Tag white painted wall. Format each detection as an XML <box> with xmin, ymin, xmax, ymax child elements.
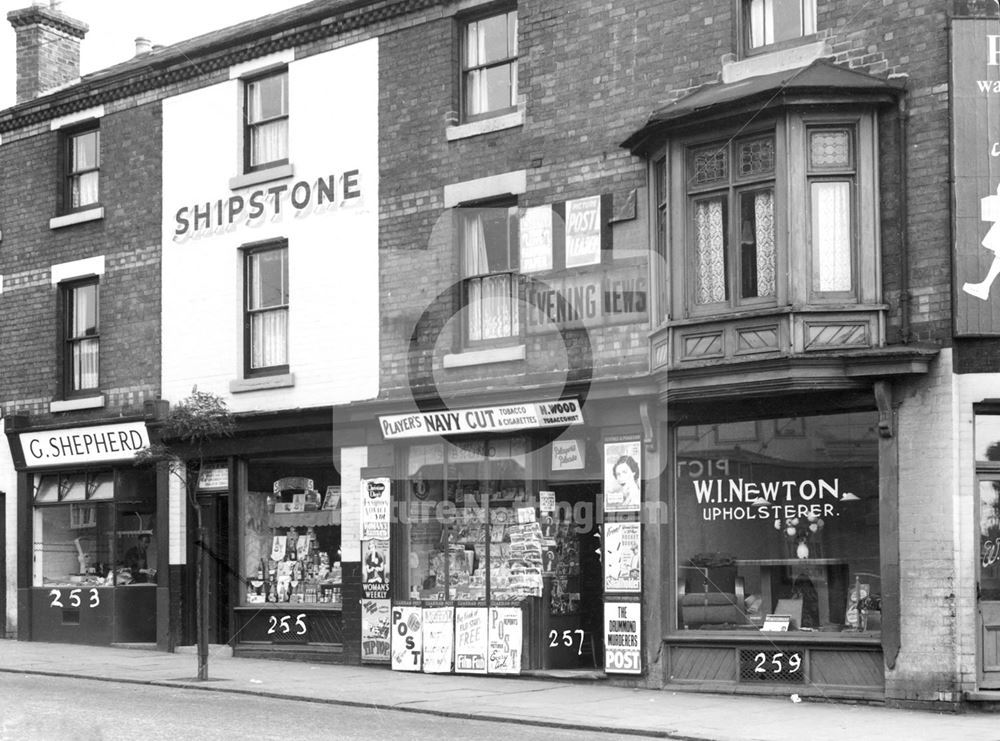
<box><xmin>0</xmin><ymin>411</ymin><xmax>16</xmax><ymax>637</ymax></box>
<box><xmin>160</xmin><ymin>38</ymin><xmax>379</xmax><ymax>412</ymax></box>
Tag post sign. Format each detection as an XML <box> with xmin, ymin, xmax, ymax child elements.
<box><xmin>391</xmin><ymin>604</ymin><xmax>423</xmax><ymax>671</ymax></box>
<box><xmin>487</xmin><ymin>606</ymin><xmax>523</xmax><ymax>674</ymax></box>
<box><xmin>952</xmin><ymin>19</ymin><xmax>1000</xmax><ymax>333</ymax></box>
<box><xmin>604</xmin><ymin>600</ymin><xmax>642</xmax><ymax>674</ymax></box>
<box><xmin>565</xmin><ymin>195</ymin><xmax>602</xmax><ymax>267</ymax></box>
<box><xmin>20</xmin><ymin>422</ymin><xmax>150</xmax><ymax>468</ymax></box>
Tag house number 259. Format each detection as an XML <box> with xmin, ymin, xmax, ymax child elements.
<box><xmin>754</xmin><ymin>651</ymin><xmax>802</xmax><ymax>674</ymax></box>
<box><xmin>49</xmin><ymin>588</ymin><xmax>100</xmax><ymax>608</ymax></box>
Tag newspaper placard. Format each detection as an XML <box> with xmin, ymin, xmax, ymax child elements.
<box><xmin>361</xmin><ymin>599</ymin><xmax>391</xmax><ymax>663</ymax></box>
<box><xmin>604</xmin><ymin>600</ymin><xmax>642</xmax><ymax>674</ymax></box>
<box><xmin>455</xmin><ymin>606</ymin><xmax>489</xmax><ymax>674</ymax></box>
<box><xmin>422</xmin><ymin>606</ymin><xmax>455</xmax><ymax>674</ymax></box>
<box><xmin>520</xmin><ymin>204</ymin><xmax>553</xmax><ymax>272</ymax></box>
<box><xmin>603</xmin><ymin>521</ymin><xmax>641</xmax><ymax>593</ymax></box>
<box><xmin>487</xmin><ymin>606</ymin><xmax>523</xmax><ymax>675</ymax></box>
<box><xmin>391</xmin><ymin>604</ymin><xmax>423</xmax><ymax>671</ymax></box>
<box><xmin>565</xmin><ymin>195</ymin><xmax>602</xmax><ymax>267</ymax></box>
<box><xmin>361</xmin><ymin>477</ymin><xmax>391</xmax><ymax>541</ymax></box>
<box><xmin>362</xmin><ymin>538</ymin><xmax>390</xmax><ymax>600</ymax></box>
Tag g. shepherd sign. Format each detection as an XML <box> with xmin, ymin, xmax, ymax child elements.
<box><xmin>20</xmin><ymin>421</ymin><xmax>150</xmax><ymax>468</ymax></box>
<box><xmin>379</xmin><ymin>399</ymin><xmax>583</xmax><ymax>439</ymax></box>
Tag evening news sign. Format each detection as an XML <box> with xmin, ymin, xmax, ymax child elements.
<box><xmin>379</xmin><ymin>400</ymin><xmax>583</xmax><ymax>439</ymax></box>
<box><xmin>20</xmin><ymin>421</ymin><xmax>150</xmax><ymax>468</ymax></box>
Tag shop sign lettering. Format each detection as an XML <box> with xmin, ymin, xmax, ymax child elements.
<box><xmin>983</xmin><ymin>537</ymin><xmax>1000</xmax><ymax>568</ymax></box>
<box><xmin>689</xmin><ymin>476</ymin><xmax>858</xmax><ymax>522</ymax></box>
<box><xmin>551</xmin><ymin>440</ymin><xmax>585</xmax><ymax>471</ymax></box>
<box><xmin>378</xmin><ymin>399</ymin><xmax>583</xmax><ymax>439</ymax></box>
<box><xmin>21</xmin><ymin>422</ymin><xmax>150</xmax><ymax>468</ymax></box>
<box><xmin>49</xmin><ymin>588</ymin><xmax>100</xmax><ymax>609</ymax></box>
<box><xmin>526</xmin><ymin>270</ymin><xmax>647</xmax><ymax>332</ymax></box>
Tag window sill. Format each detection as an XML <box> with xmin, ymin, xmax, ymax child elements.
<box><xmin>229</xmin><ymin>373</ymin><xmax>295</xmax><ymax>393</ymax></box>
<box><xmin>229</xmin><ymin>163</ymin><xmax>295</xmax><ymax>191</ymax></box>
<box><xmin>722</xmin><ymin>39</ymin><xmax>830</xmax><ymax>84</ymax></box>
<box><xmin>49</xmin><ymin>207</ymin><xmax>104</xmax><ymax>230</ymax></box>
<box><xmin>446</xmin><ymin>109</ymin><xmax>524</xmax><ymax>141</ymax></box>
<box><xmin>443</xmin><ymin>344</ymin><xmax>525</xmax><ymax>368</ymax></box>
<box><xmin>50</xmin><ymin>395</ymin><xmax>105</xmax><ymax>413</ymax></box>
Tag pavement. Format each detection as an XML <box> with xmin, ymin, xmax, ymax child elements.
<box><xmin>1</xmin><ymin>640</ymin><xmax>1000</xmax><ymax>740</ymax></box>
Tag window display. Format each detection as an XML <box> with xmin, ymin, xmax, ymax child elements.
<box><xmin>32</xmin><ymin>468</ymin><xmax>157</xmax><ymax>588</ymax></box>
<box><xmin>242</xmin><ymin>473</ymin><xmax>342</xmax><ymax>606</ymax></box>
<box><xmin>403</xmin><ymin>438</ymin><xmax>542</xmax><ymax>602</ymax></box>
<box><xmin>675</xmin><ymin>412</ymin><xmax>880</xmax><ymax>633</ymax></box>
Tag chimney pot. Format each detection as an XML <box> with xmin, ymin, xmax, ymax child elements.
<box><xmin>135</xmin><ymin>37</ymin><xmax>152</xmax><ymax>56</ymax></box>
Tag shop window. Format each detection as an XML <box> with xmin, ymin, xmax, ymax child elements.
<box><xmin>674</xmin><ymin>413</ymin><xmax>880</xmax><ymax>634</ymax></box>
<box><xmin>460</xmin><ymin>203</ymin><xmax>520</xmax><ymax>343</ymax></box>
<box><xmin>674</xmin><ymin>113</ymin><xmax>868</xmax><ymax>317</ymax></box>
<box><xmin>61</xmin><ymin>123</ymin><xmax>100</xmax><ymax>212</ymax></box>
<box><xmin>240</xmin><ymin>462</ymin><xmax>342</xmax><ymax>606</ymax></box>
<box><xmin>403</xmin><ymin>438</ymin><xmax>539</xmax><ymax>602</ymax></box>
<box><xmin>461</xmin><ymin>7</ymin><xmax>518</xmax><ymax>121</ymax></box>
<box><xmin>32</xmin><ymin>468</ymin><xmax>156</xmax><ymax>588</ymax></box>
<box><xmin>243</xmin><ymin>241</ymin><xmax>289</xmax><ymax>376</ymax></box>
<box><xmin>61</xmin><ymin>277</ymin><xmax>100</xmax><ymax>396</ymax></box>
<box><xmin>244</xmin><ymin>69</ymin><xmax>289</xmax><ymax>173</ymax></box>
<box><xmin>741</xmin><ymin>0</ymin><xmax>816</xmax><ymax>52</ymax></box>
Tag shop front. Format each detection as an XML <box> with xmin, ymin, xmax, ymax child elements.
<box><xmin>366</xmin><ymin>395</ymin><xmax>651</xmax><ymax>679</ymax></box>
<box><xmin>8</xmin><ymin>420</ymin><xmax>161</xmax><ymax>646</ymax></box>
<box><xmin>665</xmin><ymin>410</ymin><xmax>885</xmax><ymax>699</ymax></box>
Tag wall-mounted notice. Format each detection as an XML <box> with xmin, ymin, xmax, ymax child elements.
<box><xmin>455</xmin><ymin>606</ymin><xmax>488</xmax><ymax>674</ymax></box>
<box><xmin>361</xmin><ymin>599</ymin><xmax>391</xmax><ymax>663</ymax></box>
<box><xmin>488</xmin><ymin>606</ymin><xmax>523</xmax><ymax>675</ymax></box>
<box><xmin>604</xmin><ymin>438</ymin><xmax>641</xmax><ymax>514</ymax></box>
<box><xmin>422</xmin><ymin>606</ymin><xmax>455</xmax><ymax>674</ymax></box>
<box><xmin>565</xmin><ymin>195</ymin><xmax>602</xmax><ymax>267</ymax></box>
<box><xmin>520</xmin><ymin>205</ymin><xmax>553</xmax><ymax>273</ymax></box>
<box><xmin>362</xmin><ymin>539</ymin><xmax>390</xmax><ymax>600</ymax></box>
<box><xmin>361</xmin><ymin>477</ymin><xmax>391</xmax><ymax>541</ymax></box>
<box><xmin>391</xmin><ymin>604</ymin><xmax>423</xmax><ymax>672</ymax></box>
<box><xmin>604</xmin><ymin>521</ymin><xmax>641</xmax><ymax>593</ymax></box>
<box><xmin>604</xmin><ymin>600</ymin><xmax>641</xmax><ymax>674</ymax></box>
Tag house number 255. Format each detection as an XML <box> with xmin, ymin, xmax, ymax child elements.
<box><xmin>49</xmin><ymin>588</ymin><xmax>100</xmax><ymax>608</ymax></box>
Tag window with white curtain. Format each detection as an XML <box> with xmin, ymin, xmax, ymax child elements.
<box><xmin>688</xmin><ymin>135</ymin><xmax>776</xmax><ymax>309</ymax></box>
<box><xmin>245</xmin><ymin>70</ymin><xmax>289</xmax><ymax>171</ymax></box>
<box><xmin>245</xmin><ymin>242</ymin><xmax>289</xmax><ymax>375</ymax></box>
<box><xmin>461</xmin><ymin>205</ymin><xmax>519</xmax><ymax>343</ymax></box>
<box><xmin>743</xmin><ymin>0</ymin><xmax>816</xmax><ymax>51</ymax></box>
<box><xmin>808</xmin><ymin>128</ymin><xmax>855</xmax><ymax>295</ymax></box>
<box><xmin>65</xmin><ymin>126</ymin><xmax>100</xmax><ymax>211</ymax></box>
<box><xmin>462</xmin><ymin>8</ymin><xmax>518</xmax><ymax>120</ymax></box>
<box><xmin>62</xmin><ymin>278</ymin><xmax>100</xmax><ymax>395</ymax></box>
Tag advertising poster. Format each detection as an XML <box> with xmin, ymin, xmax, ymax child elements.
<box><xmin>604</xmin><ymin>521</ymin><xmax>641</xmax><ymax>593</ymax></box>
<box><xmin>604</xmin><ymin>600</ymin><xmax>642</xmax><ymax>674</ymax></box>
<box><xmin>565</xmin><ymin>195</ymin><xmax>602</xmax><ymax>267</ymax></box>
<box><xmin>362</xmin><ymin>538</ymin><xmax>390</xmax><ymax>600</ymax></box>
<box><xmin>520</xmin><ymin>204</ymin><xmax>553</xmax><ymax>272</ymax></box>
<box><xmin>361</xmin><ymin>599</ymin><xmax>391</xmax><ymax>663</ymax></box>
<box><xmin>487</xmin><ymin>606</ymin><xmax>523</xmax><ymax>675</ymax></box>
<box><xmin>391</xmin><ymin>604</ymin><xmax>423</xmax><ymax>672</ymax></box>
<box><xmin>361</xmin><ymin>477</ymin><xmax>391</xmax><ymax>541</ymax></box>
<box><xmin>604</xmin><ymin>439</ymin><xmax>641</xmax><ymax>513</ymax></box>
<box><xmin>421</xmin><ymin>606</ymin><xmax>455</xmax><ymax>674</ymax></box>
<box><xmin>454</xmin><ymin>606</ymin><xmax>488</xmax><ymax>674</ymax></box>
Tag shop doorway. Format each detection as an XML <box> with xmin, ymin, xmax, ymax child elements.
<box><xmin>196</xmin><ymin>493</ymin><xmax>231</xmax><ymax>645</ymax></box>
<box><xmin>977</xmin><ymin>476</ymin><xmax>1000</xmax><ymax>687</ymax></box>
<box><xmin>543</xmin><ymin>483</ymin><xmax>603</xmax><ymax>670</ymax></box>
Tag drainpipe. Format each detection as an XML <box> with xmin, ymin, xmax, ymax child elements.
<box><xmin>897</xmin><ymin>89</ymin><xmax>911</xmax><ymax>344</ymax></box>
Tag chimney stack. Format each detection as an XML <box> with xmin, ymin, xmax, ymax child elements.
<box><xmin>7</xmin><ymin>1</ymin><xmax>88</xmax><ymax>104</ymax></box>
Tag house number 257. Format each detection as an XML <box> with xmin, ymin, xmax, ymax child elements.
<box><xmin>49</xmin><ymin>588</ymin><xmax>100</xmax><ymax>608</ymax></box>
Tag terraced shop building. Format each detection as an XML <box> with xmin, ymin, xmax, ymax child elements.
<box><xmin>0</xmin><ymin>0</ymin><xmax>997</xmax><ymax>711</ymax></box>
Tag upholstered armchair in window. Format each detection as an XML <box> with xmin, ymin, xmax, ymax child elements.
<box><xmin>679</xmin><ymin>575</ymin><xmax>749</xmax><ymax>629</ymax></box>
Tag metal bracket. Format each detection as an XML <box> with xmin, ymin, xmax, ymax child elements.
<box><xmin>874</xmin><ymin>380</ymin><xmax>894</xmax><ymax>438</ymax></box>
<box><xmin>639</xmin><ymin>400</ymin><xmax>656</xmax><ymax>452</ymax></box>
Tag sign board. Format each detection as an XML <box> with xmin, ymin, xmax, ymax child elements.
<box><xmin>604</xmin><ymin>600</ymin><xmax>642</xmax><ymax>674</ymax></box>
<box><xmin>361</xmin><ymin>477</ymin><xmax>391</xmax><ymax>540</ymax></box>
<box><xmin>454</xmin><ymin>607</ymin><xmax>489</xmax><ymax>674</ymax></box>
<box><xmin>361</xmin><ymin>599</ymin><xmax>391</xmax><ymax>663</ymax></box>
<box><xmin>551</xmin><ymin>439</ymin><xmax>586</xmax><ymax>471</ymax></box>
<box><xmin>520</xmin><ymin>205</ymin><xmax>553</xmax><ymax>272</ymax></box>
<box><xmin>391</xmin><ymin>604</ymin><xmax>423</xmax><ymax>671</ymax></box>
<box><xmin>565</xmin><ymin>195</ymin><xmax>603</xmax><ymax>267</ymax></box>
<box><xmin>526</xmin><ymin>269</ymin><xmax>647</xmax><ymax>333</ymax></box>
<box><xmin>197</xmin><ymin>463</ymin><xmax>229</xmax><ymax>491</ymax></box>
<box><xmin>421</xmin><ymin>606</ymin><xmax>455</xmax><ymax>674</ymax></box>
<box><xmin>952</xmin><ymin>19</ymin><xmax>1000</xmax><ymax>333</ymax></box>
<box><xmin>487</xmin><ymin>606</ymin><xmax>523</xmax><ymax>674</ymax></box>
<box><xmin>379</xmin><ymin>399</ymin><xmax>583</xmax><ymax>440</ymax></box>
<box><xmin>20</xmin><ymin>422</ymin><xmax>150</xmax><ymax>468</ymax></box>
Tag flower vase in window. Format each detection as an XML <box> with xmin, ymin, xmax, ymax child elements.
<box><xmin>776</xmin><ymin>514</ymin><xmax>824</xmax><ymax>559</ymax></box>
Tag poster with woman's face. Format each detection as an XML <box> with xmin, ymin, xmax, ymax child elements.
<box><xmin>604</xmin><ymin>439</ymin><xmax>641</xmax><ymax>514</ymax></box>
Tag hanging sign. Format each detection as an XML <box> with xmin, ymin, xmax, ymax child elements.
<box><xmin>361</xmin><ymin>599</ymin><xmax>391</xmax><ymax>663</ymax></box>
<box><xmin>421</xmin><ymin>606</ymin><xmax>455</xmax><ymax>674</ymax></box>
<box><xmin>604</xmin><ymin>600</ymin><xmax>642</xmax><ymax>674</ymax></box>
<box><xmin>455</xmin><ymin>606</ymin><xmax>489</xmax><ymax>674</ymax></box>
<box><xmin>361</xmin><ymin>477</ymin><xmax>391</xmax><ymax>540</ymax></box>
<box><xmin>604</xmin><ymin>521</ymin><xmax>641</xmax><ymax>593</ymax></box>
<box><xmin>487</xmin><ymin>606</ymin><xmax>523</xmax><ymax>674</ymax></box>
<box><xmin>391</xmin><ymin>604</ymin><xmax>423</xmax><ymax>671</ymax></box>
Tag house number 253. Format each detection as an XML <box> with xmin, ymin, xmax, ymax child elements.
<box><xmin>49</xmin><ymin>588</ymin><xmax>100</xmax><ymax>608</ymax></box>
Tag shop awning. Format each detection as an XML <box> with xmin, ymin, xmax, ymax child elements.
<box><xmin>621</xmin><ymin>59</ymin><xmax>905</xmax><ymax>156</ymax></box>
